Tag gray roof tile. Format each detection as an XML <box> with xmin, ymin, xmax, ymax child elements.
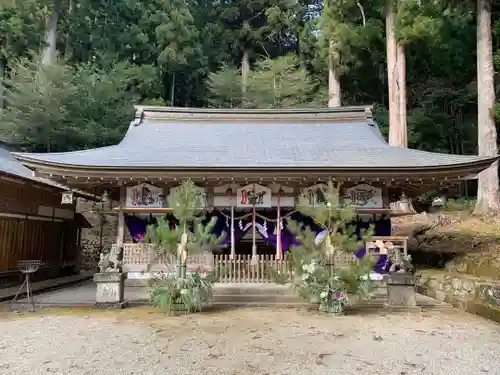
<box><xmin>0</xmin><ymin>147</ymin><xmax>65</xmax><ymax>188</ymax></box>
<box><xmin>14</xmin><ymin>119</ymin><xmax>493</xmax><ymax>168</ymax></box>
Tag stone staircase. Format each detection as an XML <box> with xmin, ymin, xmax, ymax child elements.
<box><xmin>212</xmin><ymin>283</ymin><xmax>306</xmax><ymax>307</ymax></box>
<box><xmin>125</xmin><ymin>280</ymin><xmax>391</xmax><ymax>307</ymax></box>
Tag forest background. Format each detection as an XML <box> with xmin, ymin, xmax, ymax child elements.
<box><xmin>0</xmin><ymin>0</ymin><xmax>499</xmax><ymax>211</ymax></box>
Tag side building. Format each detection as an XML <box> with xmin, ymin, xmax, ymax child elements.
<box><xmin>0</xmin><ymin>146</ymin><xmax>92</xmax><ymax>286</ymax></box>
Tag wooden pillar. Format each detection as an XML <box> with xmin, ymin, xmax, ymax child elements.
<box><xmin>251</xmin><ymin>203</ymin><xmax>258</xmax><ymax>264</ymax></box>
<box><xmin>116</xmin><ymin>184</ymin><xmax>126</xmax><ymax>247</ymax></box>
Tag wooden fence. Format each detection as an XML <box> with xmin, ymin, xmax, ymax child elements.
<box><xmin>120</xmin><ymin>236</ymin><xmax>408</xmax><ymax>284</ymax></box>
<box><xmin>121</xmin><ymin>243</ymin><xmax>354</xmax><ymax>283</ymax></box>
<box><xmin>213</xmin><ymin>254</ymin><xmax>293</xmax><ymax>283</ymax></box>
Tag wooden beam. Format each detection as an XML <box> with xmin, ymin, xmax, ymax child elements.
<box><xmin>112</xmin><ymin>206</ymin><xmax>415</xmax><ymax>217</ymax></box>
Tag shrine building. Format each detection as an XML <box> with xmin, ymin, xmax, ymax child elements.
<box><xmin>12</xmin><ymin>106</ymin><xmax>497</xmax><ymax>281</ymax></box>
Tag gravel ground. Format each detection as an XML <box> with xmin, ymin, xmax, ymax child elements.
<box><xmin>0</xmin><ymin>307</ymin><xmax>499</xmax><ymax>375</ymax></box>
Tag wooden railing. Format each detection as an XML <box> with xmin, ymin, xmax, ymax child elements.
<box><xmin>213</xmin><ymin>254</ymin><xmax>292</xmax><ymax>283</ymax></box>
<box><xmin>366</xmin><ymin>236</ymin><xmax>408</xmax><ymax>256</ymax></box>
<box><xmin>118</xmin><ymin>235</ymin><xmax>408</xmax><ymax>283</ymax></box>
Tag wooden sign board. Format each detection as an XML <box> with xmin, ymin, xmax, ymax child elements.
<box><xmin>343</xmin><ymin>184</ymin><xmax>383</xmax><ymax>208</ymax></box>
<box><xmin>298</xmin><ymin>183</ymin><xmax>328</xmax><ymax>207</ymax></box>
<box><xmin>126</xmin><ymin>183</ymin><xmax>166</xmax><ymax>208</ymax></box>
<box><xmin>236</xmin><ymin>184</ymin><xmax>272</xmax><ymax>208</ymax></box>
<box><xmin>168</xmin><ymin>184</ymin><xmax>207</xmax><ymax>208</ymax></box>
<box><xmin>61</xmin><ymin>191</ymin><xmax>74</xmax><ymax>205</ymax></box>
<box><xmin>214</xmin><ymin>195</ymin><xmax>294</xmax><ymax>207</ymax></box>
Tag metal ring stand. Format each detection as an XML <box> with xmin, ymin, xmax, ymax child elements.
<box><xmin>8</xmin><ymin>260</ymin><xmax>41</xmax><ymax>311</ymax></box>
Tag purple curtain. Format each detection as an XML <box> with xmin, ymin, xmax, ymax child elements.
<box><xmin>125</xmin><ymin>215</ymin><xmax>149</xmax><ymax>242</ymax></box>
<box><xmin>259</xmin><ymin>212</ymin><xmax>393</xmax><ymax>273</ymax></box>
<box><xmin>354</xmin><ymin>247</ymin><xmax>389</xmax><ymax>274</ymax></box>
<box><xmin>258</xmin><ymin>219</ymin><xmax>298</xmax><ymax>251</ymax></box>
<box><xmin>354</xmin><ymin>216</ymin><xmax>392</xmax><ymax>273</ymax></box>
<box><xmin>255</xmin><ymin>211</ymin><xmax>319</xmax><ymax>255</ymax></box>
<box><xmin>209</xmin><ymin>211</ymin><xmax>252</xmax><ymax>246</ymax></box>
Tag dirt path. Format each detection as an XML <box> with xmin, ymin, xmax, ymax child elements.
<box><xmin>0</xmin><ymin>307</ymin><xmax>498</xmax><ymax>375</ymax></box>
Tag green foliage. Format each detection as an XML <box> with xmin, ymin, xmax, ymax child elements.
<box><xmin>0</xmin><ymin>58</ymin><xmax>135</xmax><ymax>151</ymax></box>
<box><xmin>206</xmin><ymin>63</ymin><xmax>243</xmax><ymax>108</ymax></box>
<box><xmin>395</xmin><ymin>0</ymin><xmax>444</xmax><ymax>45</ymax></box>
<box><xmin>246</xmin><ymin>54</ymin><xmax>315</xmax><ymax>108</ymax></box>
<box><xmin>0</xmin><ymin>0</ymin><xmax>496</xmax><ymax>171</ymax></box>
<box><xmin>0</xmin><ymin>1</ymin><xmax>45</xmax><ymax>61</ymax></box>
<box><xmin>154</xmin><ymin>0</ymin><xmax>201</xmax><ymax>72</ymax></box>
<box><xmin>207</xmin><ymin>55</ymin><xmax>316</xmax><ymax>108</ymax></box>
<box><xmin>274</xmin><ymin>181</ymin><xmax>376</xmax><ymax>313</ymax></box>
<box><xmin>149</xmin><ymin>272</ymin><xmax>213</xmax><ymax>314</ymax></box>
<box><xmin>145</xmin><ymin>181</ymin><xmax>225</xmax><ymax>314</ymax></box>
<box><xmin>317</xmin><ymin>0</ymin><xmax>373</xmax><ymax>74</ymax></box>
<box><xmin>144</xmin><ymin>181</ymin><xmax>226</xmax><ymax>259</ymax></box>
<box><xmin>444</xmin><ymin>198</ymin><xmax>476</xmax><ymax>212</ymax></box>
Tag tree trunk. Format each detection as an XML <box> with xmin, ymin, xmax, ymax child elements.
<box><xmin>170</xmin><ymin>74</ymin><xmax>176</xmax><ymax>106</ymax></box>
<box><xmin>386</xmin><ymin>2</ymin><xmax>401</xmax><ymax>146</ymax></box>
<box><xmin>241</xmin><ymin>49</ymin><xmax>250</xmax><ymax>94</ymax></box>
<box><xmin>328</xmin><ymin>39</ymin><xmax>341</xmax><ymax>107</ymax></box>
<box><xmin>396</xmin><ymin>43</ymin><xmax>407</xmax><ymax>147</ymax></box>
<box><xmin>64</xmin><ymin>0</ymin><xmax>74</xmax><ymax>59</ymax></box>
<box><xmin>474</xmin><ymin>0</ymin><xmax>499</xmax><ymax>214</ymax></box>
<box><xmin>42</xmin><ymin>2</ymin><xmax>59</xmax><ymax>65</ymax></box>
<box><xmin>0</xmin><ymin>59</ymin><xmax>5</xmax><ymax>112</ymax></box>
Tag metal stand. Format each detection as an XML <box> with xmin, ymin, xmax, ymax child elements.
<box><xmin>8</xmin><ymin>260</ymin><xmax>41</xmax><ymax>311</ymax></box>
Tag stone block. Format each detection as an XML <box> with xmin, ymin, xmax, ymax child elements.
<box><xmin>434</xmin><ymin>290</ymin><xmax>446</xmax><ymax>302</ymax></box>
<box><xmin>387</xmin><ymin>284</ymin><xmax>417</xmax><ymax>308</ymax></box>
<box><xmin>427</xmin><ymin>276</ymin><xmax>439</xmax><ymax>289</ymax></box>
<box><xmin>452</xmin><ymin>278</ymin><xmax>462</xmax><ymax>291</ymax></box>
<box><xmin>94</xmin><ymin>272</ymin><xmax>127</xmax><ymax>307</ymax></box>
<box><xmin>462</xmin><ymin>279</ymin><xmax>475</xmax><ymax>293</ymax></box>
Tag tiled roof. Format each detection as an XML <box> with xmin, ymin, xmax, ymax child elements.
<box><xmin>0</xmin><ymin>147</ymin><xmax>64</xmax><ymax>187</ymax></box>
<box><xmin>0</xmin><ymin>146</ymin><xmax>98</xmax><ymax>198</ymax></box>
<box><xmin>12</xmin><ymin>106</ymin><xmax>496</xmax><ymax>169</ymax></box>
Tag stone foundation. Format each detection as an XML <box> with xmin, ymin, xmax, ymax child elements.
<box><xmin>416</xmin><ymin>270</ymin><xmax>500</xmax><ymax>322</ymax></box>
<box><xmin>385</xmin><ymin>273</ymin><xmax>419</xmax><ymax>311</ymax></box>
<box><xmin>94</xmin><ymin>272</ymin><xmax>127</xmax><ymax>308</ymax></box>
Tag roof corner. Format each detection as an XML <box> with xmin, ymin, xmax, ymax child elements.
<box><xmin>130</xmin><ymin>107</ymin><xmax>145</xmax><ymax>127</ymax></box>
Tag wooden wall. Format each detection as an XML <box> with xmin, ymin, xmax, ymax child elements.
<box><xmin>0</xmin><ymin>178</ymin><xmax>71</xmax><ymax>216</ymax></box>
<box><xmin>0</xmin><ymin>177</ymin><xmax>79</xmax><ymax>285</ymax></box>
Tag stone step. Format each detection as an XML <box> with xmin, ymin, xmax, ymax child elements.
<box><xmin>213</xmin><ymin>294</ymin><xmax>303</xmax><ymax>304</ymax></box>
<box><xmin>214</xmin><ymin>284</ymin><xmax>296</xmax><ymax>296</ymax></box>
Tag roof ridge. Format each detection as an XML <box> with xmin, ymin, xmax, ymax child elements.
<box><xmin>130</xmin><ymin>106</ymin><xmax>374</xmax><ymax>127</ymax></box>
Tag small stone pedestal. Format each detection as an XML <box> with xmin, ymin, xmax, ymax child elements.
<box><xmin>94</xmin><ymin>272</ymin><xmax>128</xmax><ymax>308</ymax></box>
<box><xmin>386</xmin><ymin>272</ymin><xmax>420</xmax><ymax>312</ymax></box>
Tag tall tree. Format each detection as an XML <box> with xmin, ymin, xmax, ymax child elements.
<box><xmin>475</xmin><ymin>0</ymin><xmax>499</xmax><ymax>213</ymax></box>
<box><xmin>42</xmin><ymin>0</ymin><xmax>61</xmax><ymax>64</ymax></box>
<box><xmin>207</xmin><ymin>54</ymin><xmax>315</xmax><ymax>108</ymax></box>
<box><xmin>0</xmin><ymin>1</ymin><xmax>45</xmax><ymax>109</ymax></box>
<box><xmin>318</xmin><ymin>0</ymin><xmax>376</xmax><ymax>107</ymax></box>
<box><xmin>246</xmin><ymin>54</ymin><xmax>315</xmax><ymax>107</ymax></box>
<box><xmin>154</xmin><ymin>0</ymin><xmax>201</xmax><ymax>105</ymax></box>
<box><xmin>386</xmin><ymin>0</ymin><xmax>444</xmax><ymax>147</ymax></box>
<box><xmin>0</xmin><ymin>60</ymin><xmax>134</xmax><ymax>151</ymax></box>
<box><xmin>386</xmin><ymin>0</ymin><xmax>405</xmax><ymax>146</ymax></box>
